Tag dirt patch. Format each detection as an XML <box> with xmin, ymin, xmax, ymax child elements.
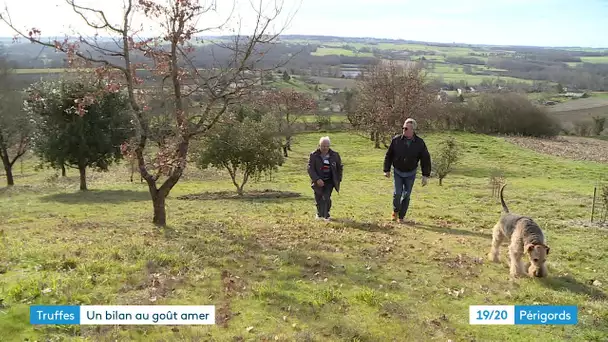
<box><xmin>176</xmin><ymin>189</ymin><xmax>302</xmax><ymax>201</ymax></box>
<box><xmin>505</xmin><ymin>136</ymin><xmax>608</xmax><ymax>163</ymax></box>
<box><xmin>567</xmin><ymin>219</ymin><xmax>608</xmax><ymax>230</ymax></box>
<box><xmin>432</xmin><ymin>251</ymin><xmax>484</xmax><ymax>279</ymax></box>
<box><xmin>216</xmin><ymin>270</ymin><xmax>245</xmax><ymax>327</ymax></box>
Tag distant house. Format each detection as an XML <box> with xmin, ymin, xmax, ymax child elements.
<box><xmin>560</xmin><ymin>92</ymin><xmax>588</xmax><ymax>98</ymax></box>
<box><xmin>324</xmin><ymin>88</ymin><xmax>341</xmax><ymax>95</ymax></box>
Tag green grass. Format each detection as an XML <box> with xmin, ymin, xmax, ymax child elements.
<box><xmin>591</xmin><ymin>92</ymin><xmax>608</xmax><ymax>99</ymax></box>
<box><xmin>13</xmin><ymin>68</ymin><xmax>72</xmax><ymax>74</ymax></box>
<box><xmin>312</xmin><ymin>47</ymin><xmax>374</xmax><ymax>57</ymax></box>
<box><xmin>580</xmin><ymin>56</ymin><xmax>608</xmax><ymax>64</ymax></box>
<box><xmin>1</xmin><ymin>131</ymin><xmax>608</xmax><ymax>341</ymax></box>
<box><xmin>300</xmin><ymin>114</ymin><xmax>349</xmax><ymax>123</ymax></box>
<box><xmin>267</xmin><ymin>78</ymin><xmax>321</xmax><ymax>96</ymax></box>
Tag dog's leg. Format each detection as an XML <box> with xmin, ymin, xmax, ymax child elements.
<box><xmin>487</xmin><ymin>222</ymin><xmax>504</xmax><ymax>263</ymax></box>
<box><xmin>508</xmin><ymin>241</ymin><xmax>525</xmax><ymax>278</ymax></box>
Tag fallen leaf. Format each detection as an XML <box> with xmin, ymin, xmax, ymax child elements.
<box><xmin>246</xmin><ymin>326</ymin><xmax>254</xmax><ymax>332</ymax></box>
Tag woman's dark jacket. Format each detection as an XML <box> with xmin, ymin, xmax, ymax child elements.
<box><xmin>307</xmin><ymin>148</ymin><xmax>343</xmax><ymax>192</ymax></box>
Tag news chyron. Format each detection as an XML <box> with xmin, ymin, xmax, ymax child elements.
<box><xmin>469</xmin><ymin>305</ymin><xmax>578</xmax><ymax>325</ymax></box>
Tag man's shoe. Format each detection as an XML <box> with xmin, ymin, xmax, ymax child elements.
<box><xmin>391</xmin><ymin>212</ymin><xmax>398</xmax><ymax>221</ymax></box>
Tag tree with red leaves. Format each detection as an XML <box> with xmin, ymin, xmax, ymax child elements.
<box><xmin>0</xmin><ymin>0</ymin><xmax>298</xmax><ymax>226</ymax></box>
<box><xmin>252</xmin><ymin>88</ymin><xmax>317</xmax><ymax>157</ymax></box>
<box><xmin>353</xmin><ymin>60</ymin><xmax>435</xmax><ymax>148</ymax></box>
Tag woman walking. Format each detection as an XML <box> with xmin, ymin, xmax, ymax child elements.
<box><xmin>307</xmin><ymin>136</ymin><xmax>343</xmax><ymax>221</ymax></box>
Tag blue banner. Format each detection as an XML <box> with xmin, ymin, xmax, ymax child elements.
<box><xmin>29</xmin><ymin>305</ymin><xmax>216</xmax><ymax>325</ymax></box>
<box><xmin>514</xmin><ymin>305</ymin><xmax>578</xmax><ymax>325</ymax></box>
<box><xmin>30</xmin><ymin>305</ymin><xmax>81</xmax><ymax>325</ymax></box>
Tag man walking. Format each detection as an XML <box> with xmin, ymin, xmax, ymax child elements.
<box><xmin>383</xmin><ymin>118</ymin><xmax>431</xmax><ymax>223</ymax></box>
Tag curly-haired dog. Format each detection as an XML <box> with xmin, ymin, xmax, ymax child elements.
<box><xmin>487</xmin><ymin>184</ymin><xmax>550</xmax><ymax>278</ymax></box>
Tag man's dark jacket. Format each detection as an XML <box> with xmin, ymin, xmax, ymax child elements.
<box><xmin>383</xmin><ymin>134</ymin><xmax>432</xmax><ymax>177</ymax></box>
<box><xmin>308</xmin><ymin>148</ymin><xmax>343</xmax><ymax>192</ymax></box>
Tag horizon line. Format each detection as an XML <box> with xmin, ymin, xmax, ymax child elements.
<box><xmin>0</xmin><ymin>34</ymin><xmax>606</xmax><ymax>50</ymax></box>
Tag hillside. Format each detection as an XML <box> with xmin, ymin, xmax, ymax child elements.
<box><xmin>1</xmin><ymin>132</ymin><xmax>607</xmax><ymax>341</ymax></box>
<box><xmin>2</xmin><ymin>34</ymin><xmax>608</xmax><ymax>92</ymax></box>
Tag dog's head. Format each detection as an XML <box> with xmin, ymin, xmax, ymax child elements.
<box><xmin>525</xmin><ymin>243</ymin><xmax>550</xmax><ymax>277</ymax></box>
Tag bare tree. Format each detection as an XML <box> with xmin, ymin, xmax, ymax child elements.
<box><xmin>353</xmin><ymin>60</ymin><xmax>435</xmax><ymax>148</ymax></box>
<box><xmin>253</xmin><ymin>88</ymin><xmax>317</xmax><ymax>157</ymax></box>
<box><xmin>0</xmin><ymin>0</ymin><xmax>299</xmax><ymax>226</ymax></box>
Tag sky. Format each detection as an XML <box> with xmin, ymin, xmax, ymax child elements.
<box><xmin>0</xmin><ymin>0</ymin><xmax>606</xmax><ymax>48</ymax></box>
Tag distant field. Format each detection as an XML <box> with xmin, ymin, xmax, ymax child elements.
<box><xmin>411</xmin><ymin>55</ymin><xmax>445</xmax><ymax>62</ymax></box>
<box><xmin>300</xmin><ymin>114</ymin><xmax>349</xmax><ymax>123</ymax></box>
<box><xmin>310</xmin><ymin>76</ymin><xmax>357</xmax><ymax>89</ymax></box>
<box><xmin>548</xmin><ymin>104</ymin><xmax>608</xmax><ymax>128</ymax></box>
<box><xmin>312</xmin><ymin>47</ymin><xmax>374</xmax><ymax>57</ymax></box>
<box><xmin>268</xmin><ymin>78</ymin><xmax>320</xmax><ymax>95</ymax></box>
<box><xmin>428</xmin><ymin>72</ymin><xmax>535</xmax><ymax>85</ymax></box>
<box><xmin>580</xmin><ymin>56</ymin><xmax>608</xmax><ymax>64</ymax></box>
<box><xmin>547</xmin><ymin>97</ymin><xmax>608</xmax><ymax>112</ymax></box>
<box><xmin>431</xmin><ymin>64</ymin><xmax>464</xmax><ymax>73</ymax></box>
<box><xmin>592</xmin><ymin>92</ymin><xmax>608</xmax><ymax>99</ymax></box>
<box><xmin>318</xmin><ymin>42</ymin><xmax>481</xmax><ymax>57</ymax></box>
<box><xmin>13</xmin><ymin>68</ymin><xmax>70</xmax><ymax>74</ymax></box>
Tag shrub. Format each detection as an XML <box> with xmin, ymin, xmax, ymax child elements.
<box><xmin>432</xmin><ymin>135</ymin><xmax>460</xmax><ymax>186</ymax></box>
<box><xmin>193</xmin><ymin>113</ymin><xmax>284</xmax><ymax>196</ymax></box>
<box><xmin>573</xmin><ymin>120</ymin><xmax>592</xmax><ymax>136</ymax></box>
<box><xmin>592</xmin><ymin>116</ymin><xmax>606</xmax><ymax>136</ymax></box>
<box><xmin>435</xmin><ymin>93</ymin><xmax>561</xmax><ymax>137</ymax></box>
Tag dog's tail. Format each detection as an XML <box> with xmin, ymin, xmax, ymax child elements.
<box><xmin>499</xmin><ymin>184</ymin><xmax>509</xmax><ymax>213</ymax></box>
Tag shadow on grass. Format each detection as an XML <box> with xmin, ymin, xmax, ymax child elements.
<box><xmin>332</xmin><ymin>218</ymin><xmax>395</xmax><ymax>233</ymax></box>
<box><xmin>176</xmin><ymin>189</ymin><xmax>306</xmax><ymax>202</ymax></box>
<box><xmin>414</xmin><ymin>223</ymin><xmax>492</xmax><ymax>239</ymax></box>
<box><xmin>539</xmin><ymin>274</ymin><xmax>607</xmax><ymax>300</ymax></box>
<box><xmin>40</xmin><ymin>189</ymin><xmax>150</xmax><ymax>204</ymax></box>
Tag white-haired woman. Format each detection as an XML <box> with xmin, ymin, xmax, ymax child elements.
<box><xmin>307</xmin><ymin>136</ymin><xmax>343</xmax><ymax>221</ymax></box>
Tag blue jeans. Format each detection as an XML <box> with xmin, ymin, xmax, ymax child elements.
<box><xmin>393</xmin><ymin>169</ymin><xmax>416</xmax><ymax>219</ymax></box>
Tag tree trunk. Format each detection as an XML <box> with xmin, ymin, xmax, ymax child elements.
<box><xmin>374</xmin><ymin>131</ymin><xmax>381</xmax><ymax>149</ymax></box>
<box><xmin>152</xmin><ymin>190</ymin><xmax>167</xmax><ymax>226</ymax></box>
<box><xmin>145</xmin><ymin>140</ymin><xmax>190</xmax><ymax>227</ymax></box>
<box><xmin>2</xmin><ymin>157</ymin><xmax>14</xmax><ymax>186</ymax></box>
<box><xmin>61</xmin><ymin>164</ymin><xmax>66</xmax><ymax>177</ymax></box>
<box><xmin>370</xmin><ymin>131</ymin><xmax>375</xmax><ymax>141</ymax></box>
<box><xmin>286</xmin><ymin>136</ymin><xmax>292</xmax><ymax>151</ymax></box>
<box><xmin>0</xmin><ymin>144</ymin><xmax>14</xmax><ymax>186</ymax></box>
<box><xmin>282</xmin><ymin>145</ymin><xmax>289</xmax><ymax>157</ymax></box>
<box><xmin>439</xmin><ymin>177</ymin><xmax>443</xmax><ymax>186</ymax></box>
<box><xmin>4</xmin><ymin>164</ymin><xmax>13</xmax><ymax>186</ymax></box>
<box><xmin>78</xmin><ymin>164</ymin><xmax>87</xmax><ymax>191</ymax></box>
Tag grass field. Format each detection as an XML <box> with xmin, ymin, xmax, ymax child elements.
<box><xmin>1</xmin><ymin>131</ymin><xmax>607</xmax><ymax>341</ymax></box>
<box><xmin>312</xmin><ymin>47</ymin><xmax>374</xmax><ymax>57</ymax></box>
<box><xmin>580</xmin><ymin>56</ymin><xmax>608</xmax><ymax>64</ymax></box>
